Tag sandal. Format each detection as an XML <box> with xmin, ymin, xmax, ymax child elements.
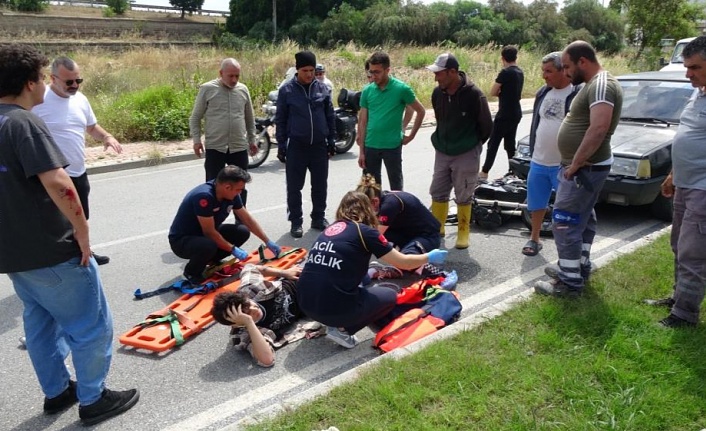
<box><xmin>522</xmin><ymin>240</ymin><xmax>543</xmax><ymax>256</ymax></box>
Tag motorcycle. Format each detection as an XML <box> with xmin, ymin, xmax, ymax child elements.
<box><xmin>248</xmin><ymin>85</ymin><xmax>360</xmax><ymax>169</ymax></box>
<box><xmin>446</xmin><ymin>175</ymin><xmax>554</xmax><ymax>235</ymax></box>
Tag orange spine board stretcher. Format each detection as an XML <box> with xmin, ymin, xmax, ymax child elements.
<box><xmin>119</xmin><ymin>246</ymin><xmax>308</xmax><ymax>352</ymax></box>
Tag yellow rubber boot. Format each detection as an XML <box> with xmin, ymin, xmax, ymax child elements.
<box><xmin>455</xmin><ymin>203</ymin><xmax>471</xmax><ymax>249</ymax></box>
<box><xmin>430</xmin><ymin>201</ymin><xmax>449</xmax><ymax>236</ymax></box>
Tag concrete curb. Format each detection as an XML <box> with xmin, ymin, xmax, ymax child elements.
<box><xmin>220</xmin><ymin>225</ymin><xmax>671</xmax><ymax>431</ymax></box>
<box><xmin>86</xmin><ymin>153</ymin><xmax>196</xmax><ymax>176</ymax></box>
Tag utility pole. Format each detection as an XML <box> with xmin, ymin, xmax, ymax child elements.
<box><xmin>272</xmin><ymin>0</ymin><xmax>277</xmax><ymax>42</ymax></box>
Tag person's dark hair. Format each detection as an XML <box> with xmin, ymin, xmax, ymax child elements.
<box><xmin>683</xmin><ymin>36</ymin><xmax>706</xmax><ymax>61</ymax></box>
<box><xmin>501</xmin><ymin>45</ymin><xmax>518</xmax><ymax>62</ymax></box>
<box><xmin>211</xmin><ymin>291</ymin><xmax>250</xmax><ymax>326</ymax></box>
<box><xmin>368</xmin><ymin>51</ymin><xmax>390</xmax><ymax>69</ymax></box>
<box><xmin>364</xmin><ymin>59</ymin><xmax>370</xmax><ymax>71</ymax></box>
<box><xmin>335</xmin><ymin>190</ymin><xmax>379</xmax><ymax>228</ymax></box>
<box><xmin>0</xmin><ymin>44</ymin><xmax>48</xmax><ymax>98</ymax></box>
<box><xmin>51</xmin><ymin>56</ymin><xmax>77</xmax><ymax>75</ymax></box>
<box><xmin>355</xmin><ymin>174</ymin><xmax>382</xmax><ymax>202</ymax></box>
<box><xmin>564</xmin><ymin>40</ymin><xmax>598</xmax><ymax>64</ymax></box>
<box><xmin>216</xmin><ymin>165</ymin><xmax>252</xmax><ymax>185</ymax></box>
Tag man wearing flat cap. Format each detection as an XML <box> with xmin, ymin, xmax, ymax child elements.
<box><xmin>275</xmin><ymin>50</ymin><xmax>336</xmax><ymax>238</ymax></box>
<box><xmin>426</xmin><ymin>53</ymin><xmax>492</xmax><ymax>250</ymax></box>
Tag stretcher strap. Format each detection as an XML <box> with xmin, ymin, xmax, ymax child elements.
<box><xmin>257</xmin><ymin>246</ymin><xmax>304</xmax><ymax>263</ymax></box>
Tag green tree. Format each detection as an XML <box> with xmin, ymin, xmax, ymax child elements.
<box><xmin>563</xmin><ymin>0</ymin><xmax>624</xmax><ymax>53</ymax></box>
<box><xmin>169</xmin><ymin>0</ymin><xmax>204</xmax><ymax>19</ymax></box>
<box><xmin>106</xmin><ymin>0</ymin><xmax>129</xmax><ymax>15</ymax></box>
<box><xmin>611</xmin><ymin>0</ymin><xmax>702</xmax><ymax>58</ymax></box>
<box><xmin>526</xmin><ymin>0</ymin><xmax>567</xmax><ymax>52</ymax></box>
<box><xmin>11</xmin><ymin>0</ymin><xmax>47</xmax><ymax>12</ymax></box>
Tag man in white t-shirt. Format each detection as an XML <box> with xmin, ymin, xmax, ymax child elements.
<box><xmin>32</xmin><ymin>56</ymin><xmax>122</xmax><ymax>265</ymax></box>
<box><xmin>521</xmin><ymin>52</ymin><xmax>581</xmax><ymax>256</ymax></box>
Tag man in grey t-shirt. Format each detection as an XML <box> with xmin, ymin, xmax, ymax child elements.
<box><xmin>645</xmin><ymin>36</ymin><xmax>706</xmax><ymax>328</ymax></box>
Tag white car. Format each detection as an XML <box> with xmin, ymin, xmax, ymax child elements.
<box><xmin>659</xmin><ymin>37</ymin><xmax>695</xmax><ymax>71</ymax></box>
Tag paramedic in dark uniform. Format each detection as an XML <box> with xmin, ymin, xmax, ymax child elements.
<box><xmin>296</xmin><ymin>191</ymin><xmax>447</xmax><ymax>349</ymax></box>
<box><xmin>275</xmin><ymin>50</ymin><xmax>337</xmax><ymax>239</ymax></box>
<box><xmin>356</xmin><ymin>174</ymin><xmax>441</xmax><ymax>257</ymax></box>
<box><xmin>169</xmin><ymin>166</ymin><xmax>281</xmax><ymax>284</ymax></box>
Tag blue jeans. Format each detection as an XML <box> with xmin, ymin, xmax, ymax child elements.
<box><xmin>9</xmin><ymin>257</ymin><xmax>113</xmax><ymax>405</ymax></box>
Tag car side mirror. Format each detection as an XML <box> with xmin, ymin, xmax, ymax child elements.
<box><xmin>659</xmin><ymin>57</ymin><xmax>668</xmax><ymax>67</ymax></box>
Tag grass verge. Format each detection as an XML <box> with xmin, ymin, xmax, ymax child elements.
<box><xmin>245</xmin><ymin>233</ymin><xmax>706</xmax><ymax>431</ymax></box>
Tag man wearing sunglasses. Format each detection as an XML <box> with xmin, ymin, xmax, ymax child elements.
<box><xmin>32</xmin><ymin>56</ymin><xmax>122</xmax><ymax>266</ymax></box>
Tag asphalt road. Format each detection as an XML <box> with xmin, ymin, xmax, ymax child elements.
<box><xmin>0</xmin><ymin>118</ymin><xmax>669</xmax><ymax>431</ymax></box>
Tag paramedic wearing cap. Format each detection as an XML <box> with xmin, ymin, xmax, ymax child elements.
<box><xmin>426</xmin><ymin>53</ymin><xmax>492</xmax><ymax>250</ymax></box>
<box><xmin>315</xmin><ymin>64</ymin><xmax>333</xmax><ymax>94</ymax></box>
<box><xmin>357</xmin><ymin>51</ymin><xmax>426</xmax><ymax>191</ymax></box>
<box><xmin>275</xmin><ymin>51</ymin><xmax>337</xmax><ymax>239</ymax></box>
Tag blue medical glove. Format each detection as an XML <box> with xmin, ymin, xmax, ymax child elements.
<box><xmin>266</xmin><ymin>240</ymin><xmax>281</xmax><ymax>257</ymax></box>
<box><xmin>427</xmin><ymin>249</ymin><xmax>448</xmax><ymax>265</ymax></box>
<box><xmin>232</xmin><ymin>246</ymin><xmax>248</xmax><ymax>260</ymax></box>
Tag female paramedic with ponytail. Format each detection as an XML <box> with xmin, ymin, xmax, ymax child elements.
<box><xmin>296</xmin><ymin>191</ymin><xmax>447</xmax><ymax>349</ymax></box>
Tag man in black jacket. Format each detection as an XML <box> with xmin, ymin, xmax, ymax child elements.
<box><xmin>426</xmin><ymin>53</ymin><xmax>493</xmax><ymax>249</ymax></box>
<box><xmin>275</xmin><ymin>51</ymin><xmax>336</xmax><ymax>238</ymax></box>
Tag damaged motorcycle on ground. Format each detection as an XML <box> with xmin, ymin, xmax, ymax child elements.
<box><xmin>446</xmin><ymin>175</ymin><xmax>554</xmax><ymax>235</ymax></box>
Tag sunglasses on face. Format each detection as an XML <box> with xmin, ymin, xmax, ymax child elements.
<box><xmin>53</xmin><ymin>75</ymin><xmax>83</xmax><ymax>86</ymax></box>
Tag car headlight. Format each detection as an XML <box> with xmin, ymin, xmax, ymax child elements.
<box><xmin>610</xmin><ymin>158</ymin><xmax>651</xmax><ymax>178</ymax></box>
<box><xmin>516</xmin><ymin>143</ymin><xmax>530</xmax><ymax>160</ymax></box>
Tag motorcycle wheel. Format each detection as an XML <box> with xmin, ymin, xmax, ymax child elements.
<box><xmin>335</xmin><ymin>129</ymin><xmax>356</xmax><ymax>154</ymax></box>
<box><xmin>248</xmin><ymin>133</ymin><xmax>271</xmax><ymax>169</ymax></box>
<box><xmin>521</xmin><ymin>199</ymin><xmax>554</xmax><ymax>237</ymax></box>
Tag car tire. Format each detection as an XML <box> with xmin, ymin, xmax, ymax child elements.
<box><xmin>650</xmin><ymin>194</ymin><xmax>673</xmax><ymax>222</ymax></box>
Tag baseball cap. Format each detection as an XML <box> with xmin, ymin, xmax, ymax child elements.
<box><xmin>426</xmin><ymin>53</ymin><xmax>459</xmax><ymax>72</ymax></box>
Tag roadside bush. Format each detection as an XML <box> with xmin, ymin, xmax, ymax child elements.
<box><xmin>107</xmin><ymin>85</ymin><xmax>196</xmax><ymax>142</ymax></box>
<box><xmin>105</xmin><ymin>0</ymin><xmax>129</xmax><ymax>15</ymax></box>
<box><xmin>11</xmin><ymin>0</ymin><xmax>47</xmax><ymax>12</ymax></box>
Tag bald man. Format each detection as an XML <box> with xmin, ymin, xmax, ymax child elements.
<box><xmin>189</xmin><ymin>58</ymin><xmax>258</xmax><ymax>204</ymax></box>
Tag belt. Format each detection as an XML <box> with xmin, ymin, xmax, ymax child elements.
<box><xmin>561</xmin><ymin>164</ymin><xmax>611</xmax><ymax>172</ymax></box>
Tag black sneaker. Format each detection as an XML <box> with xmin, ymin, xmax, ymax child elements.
<box><xmin>79</xmin><ymin>388</ymin><xmax>140</xmax><ymax>426</ymax></box>
<box><xmin>290</xmin><ymin>224</ymin><xmax>303</xmax><ymax>238</ymax></box>
<box><xmin>93</xmin><ymin>253</ymin><xmax>110</xmax><ymax>266</ymax></box>
<box><xmin>311</xmin><ymin>218</ymin><xmax>330</xmax><ymax>230</ymax></box>
<box><xmin>659</xmin><ymin>314</ymin><xmax>696</xmax><ymax>328</ymax></box>
<box><xmin>644</xmin><ymin>297</ymin><xmax>675</xmax><ymax>308</ymax></box>
<box><xmin>44</xmin><ymin>380</ymin><xmax>78</xmax><ymax>414</ymax></box>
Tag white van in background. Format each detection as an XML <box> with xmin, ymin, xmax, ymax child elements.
<box><xmin>660</xmin><ymin>37</ymin><xmax>695</xmax><ymax>71</ymax></box>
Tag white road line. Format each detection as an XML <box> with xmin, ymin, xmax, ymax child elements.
<box><xmin>160</xmin><ymin>349</ymin><xmax>368</xmax><ymax>431</ymax></box>
<box><xmin>91</xmin><ymin>203</ymin><xmax>291</xmax><ymax>249</ymax></box>
<box><xmin>90</xmin><ymin>162</ymin><xmax>198</xmax><ymax>183</ymax></box>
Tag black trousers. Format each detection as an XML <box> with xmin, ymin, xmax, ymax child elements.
<box><xmin>482</xmin><ymin>117</ymin><xmax>521</xmax><ymax>174</ymax></box>
<box><xmin>169</xmin><ymin>224</ymin><xmax>250</xmax><ymax>278</ymax></box>
<box><xmin>205</xmin><ymin>148</ymin><xmax>249</xmax><ymax>206</ymax></box>
<box><xmin>71</xmin><ymin>172</ymin><xmax>91</xmax><ymax>220</ymax></box>
<box><xmin>285</xmin><ymin>141</ymin><xmax>329</xmax><ymax>225</ymax></box>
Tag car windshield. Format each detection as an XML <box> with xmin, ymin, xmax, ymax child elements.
<box><xmin>619</xmin><ymin>79</ymin><xmax>694</xmax><ymax>124</ymax></box>
<box><xmin>671</xmin><ymin>42</ymin><xmax>688</xmax><ymax>64</ymax></box>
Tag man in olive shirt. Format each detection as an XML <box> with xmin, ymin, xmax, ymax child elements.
<box><xmin>189</xmin><ymin>58</ymin><xmax>257</xmax><ymax>204</ymax></box>
<box><xmin>535</xmin><ymin>41</ymin><xmax>623</xmax><ymax>297</ymax></box>
<box><xmin>357</xmin><ymin>51</ymin><xmax>426</xmax><ymax>191</ymax></box>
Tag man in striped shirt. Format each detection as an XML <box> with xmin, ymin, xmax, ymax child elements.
<box><xmin>534</xmin><ymin>40</ymin><xmax>623</xmax><ymax>297</ymax></box>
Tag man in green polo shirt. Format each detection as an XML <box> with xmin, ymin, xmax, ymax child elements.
<box><xmin>357</xmin><ymin>51</ymin><xmax>426</xmax><ymax>191</ymax></box>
